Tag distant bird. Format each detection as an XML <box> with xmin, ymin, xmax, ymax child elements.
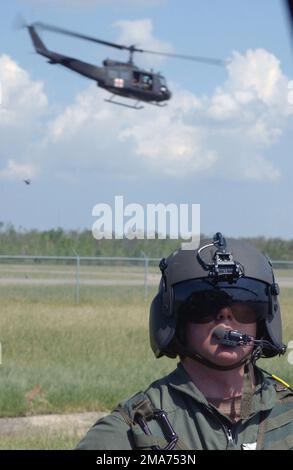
<box><xmin>23</xmin><ymin>179</ymin><xmax>31</xmax><ymax>185</ymax></box>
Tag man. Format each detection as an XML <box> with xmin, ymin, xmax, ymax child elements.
<box><xmin>76</xmin><ymin>233</ymin><xmax>293</xmax><ymax>450</ymax></box>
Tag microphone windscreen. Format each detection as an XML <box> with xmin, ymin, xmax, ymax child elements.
<box><xmin>213</xmin><ymin>326</ymin><xmax>227</xmax><ymax>339</ymax></box>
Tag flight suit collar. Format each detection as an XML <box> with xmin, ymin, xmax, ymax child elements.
<box><xmin>167</xmin><ymin>362</ymin><xmax>277</xmax><ymax>418</ymax></box>
<box><xmin>167</xmin><ymin>362</ymin><xmax>211</xmax><ymax>406</ymax></box>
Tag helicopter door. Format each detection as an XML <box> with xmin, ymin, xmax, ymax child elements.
<box><xmin>132</xmin><ymin>71</ymin><xmax>153</xmax><ymax>91</ymax></box>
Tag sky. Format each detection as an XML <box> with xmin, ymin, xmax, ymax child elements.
<box><xmin>0</xmin><ymin>0</ymin><xmax>293</xmax><ymax>239</ymax></box>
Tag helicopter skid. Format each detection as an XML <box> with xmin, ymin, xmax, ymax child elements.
<box><xmin>104</xmin><ymin>95</ymin><xmax>144</xmax><ymax>110</ymax></box>
<box><xmin>148</xmin><ymin>101</ymin><xmax>168</xmax><ymax>107</ymax></box>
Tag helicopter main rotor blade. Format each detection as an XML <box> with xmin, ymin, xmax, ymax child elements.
<box><xmin>13</xmin><ymin>13</ymin><xmax>28</xmax><ymax>30</ymax></box>
<box><xmin>33</xmin><ymin>21</ymin><xmax>131</xmax><ymax>51</ymax></box>
<box><xmin>33</xmin><ymin>21</ymin><xmax>227</xmax><ymax>66</ymax></box>
<box><xmin>139</xmin><ymin>49</ymin><xmax>228</xmax><ymax>66</ymax></box>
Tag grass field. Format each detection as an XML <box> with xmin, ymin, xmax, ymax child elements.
<box><xmin>0</xmin><ymin>285</ymin><xmax>174</xmax><ymax>418</ymax></box>
<box><xmin>0</xmin><ymin>430</ymin><xmax>83</xmax><ymax>450</ymax></box>
<box><xmin>0</xmin><ymin>281</ymin><xmax>292</xmax><ymax>449</ymax></box>
<box><xmin>1</xmin><ymin>283</ymin><xmax>293</xmax><ymax>417</ymax></box>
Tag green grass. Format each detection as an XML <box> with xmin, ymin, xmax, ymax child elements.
<box><xmin>0</xmin><ymin>284</ymin><xmax>154</xmax><ymax>303</ymax></box>
<box><xmin>0</xmin><ymin>286</ymin><xmax>173</xmax><ymax>417</ymax></box>
<box><xmin>0</xmin><ymin>430</ymin><xmax>82</xmax><ymax>450</ymax></box>
<box><xmin>275</xmin><ymin>269</ymin><xmax>293</xmax><ymax>278</ymax></box>
<box><xmin>0</xmin><ymin>285</ymin><xmax>292</xmax><ymax>420</ymax></box>
<box><xmin>258</xmin><ymin>288</ymin><xmax>293</xmax><ymax>379</ymax></box>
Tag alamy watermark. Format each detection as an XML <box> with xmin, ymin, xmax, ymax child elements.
<box><xmin>288</xmin><ymin>80</ymin><xmax>293</xmax><ymax>105</ymax></box>
<box><xmin>92</xmin><ymin>196</ymin><xmax>200</xmax><ymax>250</ymax></box>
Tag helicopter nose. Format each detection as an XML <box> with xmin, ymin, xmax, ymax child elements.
<box><xmin>161</xmin><ymin>86</ymin><xmax>171</xmax><ymax>99</ymax></box>
<box><xmin>166</xmin><ymin>89</ymin><xmax>172</xmax><ymax>99</ymax></box>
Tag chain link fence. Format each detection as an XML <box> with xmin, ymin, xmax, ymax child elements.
<box><xmin>0</xmin><ymin>255</ymin><xmax>293</xmax><ymax>303</ymax></box>
<box><xmin>0</xmin><ymin>255</ymin><xmax>162</xmax><ymax>303</ymax></box>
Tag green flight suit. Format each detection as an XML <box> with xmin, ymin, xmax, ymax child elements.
<box><xmin>76</xmin><ymin>363</ymin><xmax>293</xmax><ymax>450</ymax></box>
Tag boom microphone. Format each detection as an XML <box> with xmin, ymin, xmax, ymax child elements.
<box><xmin>213</xmin><ymin>327</ymin><xmax>286</xmax><ymax>355</ymax></box>
<box><xmin>213</xmin><ymin>327</ymin><xmax>254</xmax><ymax>347</ymax></box>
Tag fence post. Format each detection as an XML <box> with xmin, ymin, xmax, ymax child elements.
<box><xmin>73</xmin><ymin>250</ymin><xmax>80</xmax><ymax>304</ymax></box>
<box><xmin>141</xmin><ymin>251</ymin><xmax>149</xmax><ymax>301</ymax></box>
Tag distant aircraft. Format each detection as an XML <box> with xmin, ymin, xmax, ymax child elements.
<box><xmin>23</xmin><ymin>179</ymin><xmax>31</xmax><ymax>185</ymax></box>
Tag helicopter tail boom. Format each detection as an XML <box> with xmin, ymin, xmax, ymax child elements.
<box><xmin>27</xmin><ymin>25</ymin><xmax>104</xmax><ymax>82</ymax></box>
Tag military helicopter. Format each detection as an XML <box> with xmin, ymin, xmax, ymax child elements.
<box><xmin>25</xmin><ymin>21</ymin><xmax>226</xmax><ymax>110</ymax></box>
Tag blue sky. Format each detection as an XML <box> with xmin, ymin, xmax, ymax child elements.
<box><xmin>0</xmin><ymin>0</ymin><xmax>293</xmax><ymax>238</ymax></box>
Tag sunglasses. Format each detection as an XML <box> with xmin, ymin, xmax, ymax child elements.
<box><xmin>173</xmin><ymin>278</ymin><xmax>269</xmax><ymax>325</ymax></box>
<box><xmin>186</xmin><ymin>302</ymin><xmax>260</xmax><ymax>324</ymax></box>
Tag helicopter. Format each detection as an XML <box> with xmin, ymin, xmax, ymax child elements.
<box><xmin>25</xmin><ymin>21</ymin><xmax>226</xmax><ymax>110</ymax></box>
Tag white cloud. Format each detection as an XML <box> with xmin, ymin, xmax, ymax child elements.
<box><xmin>43</xmin><ymin>85</ymin><xmax>216</xmax><ymax>178</ymax></box>
<box><xmin>242</xmin><ymin>155</ymin><xmax>280</xmax><ymax>181</ymax></box>
<box><xmin>42</xmin><ymin>46</ymin><xmax>292</xmax><ymax>183</ymax></box>
<box><xmin>226</xmin><ymin>49</ymin><xmax>288</xmax><ymax>108</ymax></box>
<box><xmin>245</xmin><ymin>119</ymin><xmax>282</xmax><ymax>147</ymax></box>
<box><xmin>0</xmin><ymin>159</ymin><xmax>38</xmax><ymax>181</ymax></box>
<box><xmin>1</xmin><ymin>43</ymin><xmax>292</xmax><ymax>185</ymax></box>
<box><xmin>118</xmin><ymin>89</ymin><xmax>216</xmax><ymax>176</ymax></box>
<box><xmin>207</xmin><ymin>49</ymin><xmax>291</xmax><ymax>122</ymax></box>
<box><xmin>0</xmin><ymin>54</ymin><xmax>48</xmax><ymax>126</ymax></box>
<box><xmin>0</xmin><ymin>54</ymin><xmax>48</xmax><ymax>181</ymax></box>
<box><xmin>113</xmin><ymin>19</ymin><xmax>173</xmax><ymax>67</ymax></box>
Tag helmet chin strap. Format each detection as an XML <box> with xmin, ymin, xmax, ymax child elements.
<box><xmin>176</xmin><ymin>340</ymin><xmax>253</xmax><ymax>371</ymax></box>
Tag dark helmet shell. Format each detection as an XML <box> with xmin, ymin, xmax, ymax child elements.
<box><xmin>149</xmin><ymin>236</ymin><xmax>285</xmax><ymax>359</ymax></box>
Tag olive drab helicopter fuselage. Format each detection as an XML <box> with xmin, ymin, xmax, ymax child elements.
<box><xmin>25</xmin><ymin>21</ymin><xmax>226</xmax><ymax>110</ymax></box>
<box><xmin>27</xmin><ymin>24</ymin><xmax>171</xmax><ymax>109</ymax></box>
<box><xmin>98</xmin><ymin>59</ymin><xmax>170</xmax><ymax>108</ymax></box>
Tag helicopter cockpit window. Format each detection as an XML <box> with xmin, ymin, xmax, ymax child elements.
<box><xmin>132</xmin><ymin>72</ymin><xmax>152</xmax><ymax>90</ymax></box>
<box><xmin>141</xmin><ymin>74</ymin><xmax>153</xmax><ymax>91</ymax></box>
<box><xmin>159</xmin><ymin>76</ymin><xmax>167</xmax><ymax>86</ymax></box>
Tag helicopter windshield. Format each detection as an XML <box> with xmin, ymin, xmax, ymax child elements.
<box><xmin>159</xmin><ymin>76</ymin><xmax>167</xmax><ymax>86</ymax></box>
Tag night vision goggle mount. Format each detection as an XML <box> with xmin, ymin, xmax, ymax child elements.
<box><xmin>197</xmin><ymin>232</ymin><xmax>244</xmax><ymax>281</ymax></box>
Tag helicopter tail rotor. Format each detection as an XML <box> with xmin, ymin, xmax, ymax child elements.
<box><xmin>13</xmin><ymin>13</ymin><xmax>27</xmax><ymax>30</ymax></box>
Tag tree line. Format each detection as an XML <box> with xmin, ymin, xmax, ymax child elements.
<box><xmin>0</xmin><ymin>223</ymin><xmax>293</xmax><ymax>260</ymax></box>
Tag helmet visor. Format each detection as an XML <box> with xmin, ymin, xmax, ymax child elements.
<box><xmin>173</xmin><ymin>278</ymin><xmax>270</xmax><ymax>324</ymax></box>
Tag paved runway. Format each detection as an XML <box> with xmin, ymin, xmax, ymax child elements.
<box><xmin>0</xmin><ymin>275</ymin><xmax>292</xmax><ymax>287</ymax></box>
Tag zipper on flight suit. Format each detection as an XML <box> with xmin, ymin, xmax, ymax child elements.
<box><xmin>225</xmin><ymin>427</ymin><xmax>233</xmax><ymax>444</ymax></box>
<box><xmin>201</xmin><ymin>403</ymin><xmax>236</xmax><ymax>449</ymax></box>
<box><xmin>207</xmin><ymin>406</ymin><xmax>235</xmax><ymax>448</ymax></box>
